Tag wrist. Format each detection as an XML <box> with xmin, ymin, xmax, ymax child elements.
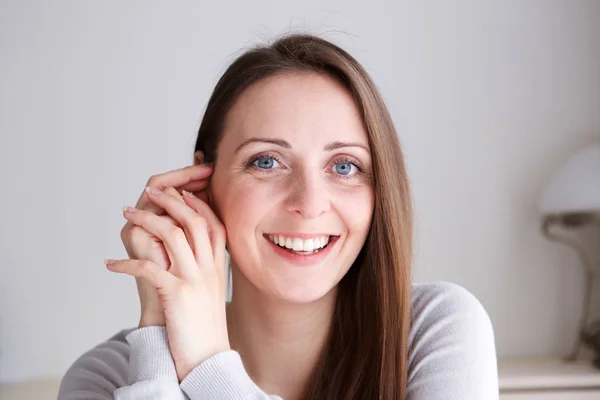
<box><xmin>138</xmin><ymin>313</ymin><xmax>166</xmax><ymax>328</ymax></box>
<box><xmin>176</xmin><ymin>344</ymin><xmax>232</xmax><ymax>381</ymax></box>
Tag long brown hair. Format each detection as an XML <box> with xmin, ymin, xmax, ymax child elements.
<box><xmin>194</xmin><ymin>33</ymin><xmax>413</xmax><ymax>400</ymax></box>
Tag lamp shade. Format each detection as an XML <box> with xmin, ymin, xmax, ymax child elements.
<box><xmin>540</xmin><ymin>144</ymin><xmax>600</xmax><ymax>215</ymax></box>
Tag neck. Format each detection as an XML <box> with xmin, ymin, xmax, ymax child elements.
<box><xmin>226</xmin><ymin>264</ymin><xmax>337</xmax><ymax>399</ymax></box>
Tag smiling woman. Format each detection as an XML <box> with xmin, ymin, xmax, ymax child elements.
<box><xmin>58</xmin><ymin>33</ymin><xmax>499</xmax><ymax>400</ymax></box>
<box><xmin>206</xmin><ymin>72</ymin><xmax>376</xmax><ymax>310</ymax></box>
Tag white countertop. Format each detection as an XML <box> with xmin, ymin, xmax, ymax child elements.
<box><xmin>0</xmin><ymin>378</ymin><xmax>61</xmax><ymax>400</ymax></box>
<box><xmin>498</xmin><ymin>357</ymin><xmax>600</xmax><ymax>391</ymax></box>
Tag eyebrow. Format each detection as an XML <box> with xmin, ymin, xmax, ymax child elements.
<box><xmin>234</xmin><ymin>138</ymin><xmax>370</xmax><ymax>154</ymax></box>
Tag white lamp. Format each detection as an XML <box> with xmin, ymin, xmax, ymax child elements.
<box><xmin>540</xmin><ymin>143</ymin><xmax>600</xmax><ymax>362</ymax></box>
<box><xmin>541</xmin><ymin>145</ymin><xmax>600</xmax><ymax>215</ymax></box>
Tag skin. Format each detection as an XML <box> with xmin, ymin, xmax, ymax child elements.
<box><xmin>200</xmin><ymin>72</ymin><xmax>375</xmax><ymax>398</ymax></box>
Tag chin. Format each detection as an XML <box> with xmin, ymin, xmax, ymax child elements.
<box><xmin>268</xmin><ymin>280</ymin><xmax>338</xmax><ymax>304</ymax></box>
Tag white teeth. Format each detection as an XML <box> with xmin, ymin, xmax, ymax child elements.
<box><xmin>268</xmin><ymin>234</ymin><xmax>331</xmax><ymax>252</ymax></box>
<box><xmin>303</xmin><ymin>238</ymin><xmax>314</xmax><ymax>252</ymax></box>
<box><xmin>313</xmin><ymin>237</ymin><xmax>321</xmax><ymax>249</ymax></box>
<box><xmin>292</xmin><ymin>238</ymin><xmax>303</xmax><ymax>251</ymax></box>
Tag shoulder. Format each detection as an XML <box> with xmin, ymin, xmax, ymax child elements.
<box><xmin>410</xmin><ymin>281</ymin><xmax>492</xmax><ymax>329</ymax></box>
<box><xmin>407</xmin><ymin>281</ymin><xmax>499</xmax><ymax>399</ymax></box>
<box><xmin>58</xmin><ymin>327</ymin><xmax>136</xmax><ymax>399</ymax></box>
<box><xmin>408</xmin><ymin>281</ymin><xmax>496</xmax><ymax>355</ymax></box>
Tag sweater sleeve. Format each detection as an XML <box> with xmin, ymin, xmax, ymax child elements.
<box><xmin>58</xmin><ymin>326</ymin><xmax>186</xmax><ymax>400</ymax></box>
<box><xmin>406</xmin><ymin>282</ymin><xmax>499</xmax><ymax>400</ymax></box>
<box><xmin>180</xmin><ymin>350</ymin><xmax>283</xmax><ymax>400</ymax></box>
<box><xmin>121</xmin><ymin>326</ymin><xmax>283</xmax><ymax>399</ymax></box>
<box><xmin>58</xmin><ymin>325</ymin><xmax>283</xmax><ymax>400</ymax></box>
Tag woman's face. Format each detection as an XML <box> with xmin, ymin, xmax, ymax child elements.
<box><xmin>209</xmin><ymin>72</ymin><xmax>374</xmax><ymax>303</ymax></box>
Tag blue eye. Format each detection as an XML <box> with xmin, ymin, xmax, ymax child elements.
<box><xmin>253</xmin><ymin>157</ymin><xmax>278</xmax><ymax>169</ymax></box>
<box><xmin>335</xmin><ymin>161</ymin><xmax>355</xmax><ymax>175</ymax></box>
<box><xmin>246</xmin><ymin>153</ymin><xmax>365</xmax><ymax>180</ymax></box>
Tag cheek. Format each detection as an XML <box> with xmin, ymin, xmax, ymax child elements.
<box><xmin>216</xmin><ymin>175</ymin><xmax>282</xmax><ymax>234</ymax></box>
<box><xmin>333</xmin><ymin>185</ymin><xmax>374</xmax><ymax>232</ymax></box>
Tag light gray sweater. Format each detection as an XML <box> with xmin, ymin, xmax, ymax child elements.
<box><xmin>58</xmin><ymin>281</ymin><xmax>499</xmax><ymax>399</ymax></box>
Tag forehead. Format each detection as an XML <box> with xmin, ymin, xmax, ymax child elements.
<box><xmin>221</xmin><ymin>72</ymin><xmax>367</xmax><ymax>145</ymax></box>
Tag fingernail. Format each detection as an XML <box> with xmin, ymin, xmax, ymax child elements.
<box><xmin>122</xmin><ymin>206</ymin><xmax>137</xmax><ymax>213</ymax></box>
<box><xmin>145</xmin><ymin>186</ymin><xmax>162</xmax><ymax>195</ymax></box>
<box><xmin>182</xmin><ymin>190</ymin><xmax>196</xmax><ymax>198</ymax></box>
<box><xmin>104</xmin><ymin>259</ymin><xmax>116</xmax><ymax>265</ymax></box>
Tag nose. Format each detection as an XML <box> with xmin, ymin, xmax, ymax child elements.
<box><xmin>285</xmin><ymin>169</ymin><xmax>331</xmax><ymax>219</ymax></box>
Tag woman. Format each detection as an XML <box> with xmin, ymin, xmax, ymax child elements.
<box><xmin>58</xmin><ymin>33</ymin><xmax>498</xmax><ymax>399</ymax></box>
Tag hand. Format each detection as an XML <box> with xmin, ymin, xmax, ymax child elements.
<box><xmin>106</xmin><ymin>185</ymin><xmax>230</xmax><ymax>382</ymax></box>
<box><xmin>118</xmin><ymin>164</ymin><xmax>214</xmax><ymax>327</ymax></box>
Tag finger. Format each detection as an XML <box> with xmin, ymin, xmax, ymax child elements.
<box><xmin>122</xmin><ymin>205</ymin><xmax>198</xmax><ymax>281</ymax></box>
<box><xmin>135</xmin><ymin>165</ymin><xmax>214</xmax><ymax>212</ymax></box>
<box><xmin>164</xmin><ymin>187</ymin><xmax>186</xmax><ymax>204</ymax></box>
<box><xmin>123</xmin><ymin>189</ymin><xmax>184</xmax><ymax>259</ymax></box>
<box><xmin>181</xmin><ymin>190</ymin><xmax>226</xmax><ymax>268</ymax></box>
<box><xmin>151</xmin><ymin>187</ymin><xmax>186</xmax><ymax>230</ymax></box>
<box><xmin>179</xmin><ymin>179</ymin><xmax>209</xmax><ymax>193</ymax></box>
<box><xmin>188</xmin><ymin>190</ymin><xmax>209</xmax><ymax>204</ymax></box>
<box><xmin>122</xmin><ymin>191</ymin><xmax>182</xmax><ymax>258</ymax></box>
<box><xmin>105</xmin><ymin>259</ymin><xmax>178</xmax><ymax>290</ymax></box>
<box><xmin>145</xmin><ymin>188</ymin><xmax>214</xmax><ymax>272</ymax></box>
<box><xmin>162</xmin><ymin>188</ymin><xmax>189</xmax><ymax>231</ymax></box>
<box><xmin>132</xmin><ymin>172</ymin><xmax>210</xmax><ymax>227</ymax></box>
<box><xmin>165</xmin><ymin>185</ymin><xmax>210</xmax><ymax>204</ymax></box>
<box><xmin>124</xmin><ymin>212</ymin><xmax>181</xmax><ymax>271</ymax></box>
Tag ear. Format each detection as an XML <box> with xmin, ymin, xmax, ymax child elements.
<box><xmin>194</xmin><ymin>150</ymin><xmax>205</xmax><ymax>166</ymax></box>
<box><xmin>194</xmin><ymin>150</ymin><xmax>213</xmax><ymax>205</ymax></box>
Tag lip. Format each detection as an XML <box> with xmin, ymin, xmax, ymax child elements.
<box><xmin>263</xmin><ymin>234</ymin><xmax>340</xmax><ymax>267</ymax></box>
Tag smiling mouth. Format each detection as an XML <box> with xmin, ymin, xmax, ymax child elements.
<box><xmin>264</xmin><ymin>234</ymin><xmax>339</xmax><ymax>255</ymax></box>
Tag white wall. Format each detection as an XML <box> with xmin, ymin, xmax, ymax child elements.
<box><xmin>1</xmin><ymin>0</ymin><xmax>599</xmax><ymax>383</ymax></box>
